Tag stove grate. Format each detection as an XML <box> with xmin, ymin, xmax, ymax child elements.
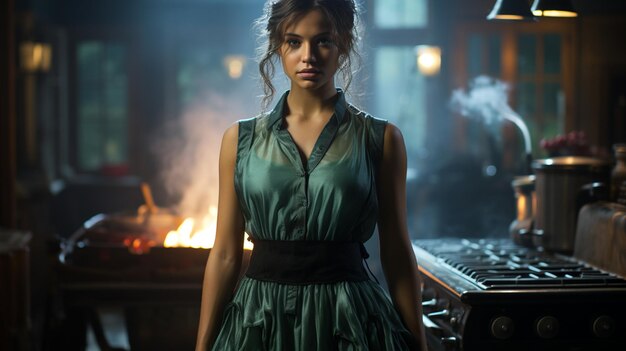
<box><xmin>417</xmin><ymin>239</ymin><xmax>626</xmax><ymax>289</ymax></box>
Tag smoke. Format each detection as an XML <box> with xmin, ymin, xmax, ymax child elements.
<box><xmin>450</xmin><ymin>75</ymin><xmax>532</xmax><ymax>156</ymax></box>
<box><xmin>157</xmin><ymin>90</ymin><xmax>244</xmax><ymax>216</ymax></box>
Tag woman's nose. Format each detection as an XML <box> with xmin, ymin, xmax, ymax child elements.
<box><xmin>301</xmin><ymin>43</ymin><xmax>317</xmax><ymax>63</ymax></box>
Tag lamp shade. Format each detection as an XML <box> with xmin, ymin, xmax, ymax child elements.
<box><xmin>531</xmin><ymin>0</ymin><xmax>578</xmax><ymax>17</ymax></box>
<box><xmin>487</xmin><ymin>0</ymin><xmax>537</xmax><ymax>21</ymax></box>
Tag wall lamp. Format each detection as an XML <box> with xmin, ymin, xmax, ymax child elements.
<box><xmin>415</xmin><ymin>45</ymin><xmax>441</xmax><ymax>76</ymax></box>
<box><xmin>223</xmin><ymin>55</ymin><xmax>246</xmax><ymax>79</ymax></box>
<box><xmin>20</xmin><ymin>41</ymin><xmax>52</xmax><ymax>72</ymax></box>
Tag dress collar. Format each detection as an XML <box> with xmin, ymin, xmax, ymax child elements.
<box><xmin>266</xmin><ymin>89</ymin><xmax>347</xmax><ymax>130</ymax></box>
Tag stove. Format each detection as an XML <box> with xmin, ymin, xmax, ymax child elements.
<box><xmin>413</xmin><ymin>238</ymin><xmax>626</xmax><ymax>351</ymax></box>
<box><xmin>51</xmin><ymin>213</ymin><xmax>251</xmax><ymax>350</ymax></box>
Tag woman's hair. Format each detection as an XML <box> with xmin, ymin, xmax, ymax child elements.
<box><xmin>255</xmin><ymin>0</ymin><xmax>362</xmax><ymax>110</ymax></box>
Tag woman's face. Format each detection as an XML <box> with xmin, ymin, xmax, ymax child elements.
<box><xmin>279</xmin><ymin>9</ymin><xmax>340</xmax><ymax>93</ymax></box>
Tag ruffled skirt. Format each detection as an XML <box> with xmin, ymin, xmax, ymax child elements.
<box><xmin>211</xmin><ymin>277</ymin><xmax>413</xmax><ymax>351</ymax></box>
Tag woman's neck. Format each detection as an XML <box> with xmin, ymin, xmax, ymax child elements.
<box><xmin>286</xmin><ymin>85</ymin><xmax>338</xmax><ymax>118</ymax></box>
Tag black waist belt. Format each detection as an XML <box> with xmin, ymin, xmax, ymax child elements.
<box><xmin>245</xmin><ymin>239</ymin><xmax>370</xmax><ymax>285</ymax></box>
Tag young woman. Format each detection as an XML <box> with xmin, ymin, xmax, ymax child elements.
<box><xmin>196</xmin><ymin>0</ymin><xmax>427</xmax><ymax>350</ymax></box>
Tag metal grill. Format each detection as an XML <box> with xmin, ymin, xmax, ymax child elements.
<box><xmin>417</xmin><ymin>239</ymin><xmax>626</xmax><ymax>289</ymax></box>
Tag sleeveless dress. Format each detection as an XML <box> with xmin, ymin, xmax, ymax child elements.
<box><xmin>211</xmin><ymin>90</ymin><xmax>414</xmax><ymax>351</ymax></box>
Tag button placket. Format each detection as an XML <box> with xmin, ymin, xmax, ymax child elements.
<box><xmin>299</xmin><ymin>170</ymin><xmax>308</xmax><ymax>239</ymax></box>
<box><xmin>274</xmin><ymin>96</ymin><xmax>345</xmax><ymax>241</ymax></box>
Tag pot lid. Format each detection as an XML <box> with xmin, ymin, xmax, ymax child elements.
<box><xmin>511</xmin><ymin>174</ymin><xmax>535</xmax><ymax>187</ymax></box>
<box><xmin>532</xmin><ymin>156</ymin><xmax>610</xmax><ymax>171</ymax></box>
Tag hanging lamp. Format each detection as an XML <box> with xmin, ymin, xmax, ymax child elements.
<box><xmin>487</xmin><ymin>0</ymin><xmax>537</xmax><ymax>21</ymax></box>
<box><xmin>531</xmin><ymin>0</ymin><xmax>578</xmax><ymax>17</ymax></box>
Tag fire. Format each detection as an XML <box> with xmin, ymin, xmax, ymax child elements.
<box><xmin>163</xmin><ymin>206</ymin><xmax>254</xmax><ymax>250</ymax></box>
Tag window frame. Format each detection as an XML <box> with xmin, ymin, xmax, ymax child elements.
<box><xmin>450</xmin><ymin>20</ymin><xmax>577</xmax><ymax>162</ymax></box>
<box><xmin>66</xmin><ymin>27</ymin><xmax>139</xmax><ymax>176</ymax></box>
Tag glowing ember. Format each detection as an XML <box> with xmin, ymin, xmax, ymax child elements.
<box><xmin>164</xmin><ymin>207</ymin><xmax>253</xmax><ymax>250</ymax></box>
<box><xmin>125</xmin><ymin>237</ymin><xmax>155</xmax><ymax>255</ymax></box>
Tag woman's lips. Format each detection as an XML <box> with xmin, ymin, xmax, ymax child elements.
<box><xmin>297</xmin><ymin>69</ymin><xmax>321</xmax><ymax>79</ymax></box>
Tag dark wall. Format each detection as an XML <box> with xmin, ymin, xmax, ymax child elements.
<box><xmin>1</xmin><ymin>0</ymin><xmax>17</xmax><ymax>228</ymax></box>
<box><xmin>577</xmin><ymin>15</ymin><xmax>626</xmax><ymax>148</ymax></box>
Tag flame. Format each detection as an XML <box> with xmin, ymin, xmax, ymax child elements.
<box><xmin>164</xmin><ymin>206</ymin><xmax>253</xmax><ymax>250</ymax></box>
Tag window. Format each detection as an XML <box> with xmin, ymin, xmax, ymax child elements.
<box><xmin>177</xmin><ymin>47</ymin><xmax>230</xmax><ymax>107</ymax></box>
<box><xmin>374</xmin><ymin>0</ymin><xmax>428</xmax><ymax>28</ymax></box>
<box><xmin>515</xmin><ymin>33</ymin><xmax>565</xmax><ymax>154</ymax></box>
<box><xmin>460</xmin><ymin>29</ymin><xmax>570</xmax><ymax>165</ymax></box>
<box><xmin>364</xmin><ymin>0</ymin><xmax>432</xmax><ymax>243</ymax></box>
<box><xmin>373</xmin><ymin>46</ymin><xmax>427</xmax><ymax>152</ymax></box>
<box><xmin>368</xmin><ymin>0</ymin><xmax>431</xmax><ymax>154</ymax></box>
<box><xmin>75</xmin><ymin>41</ymin><xmax>128</xmax><ymax>171</ymax></box>
<box><xmin>467</xmin><ymin>34</ymin><xmax>502</xmax><ymax>78</ymax></box>
<box><xmin>170</xmin><ymin>44</ymin><xmax>261</xmax><ymax>116</ymax></box>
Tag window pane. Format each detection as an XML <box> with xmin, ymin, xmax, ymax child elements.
<box><xmin>516</xmin><ymin>83</ymin><xmax>543</xmax><ymax>155</ymax></box>
<box><xmin>78</xmin><ymin>41</ymin><xmax>102</xmax><ymax>82</ymax></box>
<box><xmin>79</xmin><ymin>87</ymin><xmax>101</xmax><ymax>118</ymax></box>
<box><xmin>543</xmin><ymin>82</ymin><xmax>565</xmax><ymax>134</ymax></box>
<box><xmin>515</xmin><ymin>82</ymin><xmax>536</xmax><ymax>119</ymax></box>
<box><xmin>517</xmin><ymin>34</ymin><xmax>537</xmax><ymax>75</ymax></box>
<box><xmin>175</xmin><ymin>44</ymin><xmax>261</xmax><ymax>118</ymax></box>
<box><xmin>467</xmin><ymin>34</ymin><xmax>503</xmax><ymax>78</ymax></box>
<box><xmin>468</xmin><ymin>35</ymin><xmax>483</xmax><ymax>78</ymax></box>
<box><xmin>105</xmin><ymin>122</ymin><xmax>127</xmax><ymax>164</ymax></box>
<box><xmin>543</xmin><ymin>34</ymin><xmax>561</xmax><ymax>74</ymax></box>
<box><xmin>375</xmin><ymin>0</ymin><xmax>428</xmax><ymax>29</ymax></box>
<box><xmin>177</xmin><ymin>47</ymin><xmax>226</xmax><ymax>106</ymax></box>
<box><xmin>373</xmin><ymin>46</ymin><xmax>426</xmax><ymax>153</ymax></box>
<box><xmin>488</xmin><ymin>34</ymin><xmax>502</xmax><ymax>77</ymax></box>
<box><xmin>78</xmin><ymin>120</ymin><xmax>102</xmax><ymax>170</ymax></box>
<box><xmin>77</xmin><ymin>41</ymin><xmax>128</xmax><ymax>171</ymax></box>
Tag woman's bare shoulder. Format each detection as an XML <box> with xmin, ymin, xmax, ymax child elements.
<box><xmin>223</xmin><ymin>122</ymin><xmax>239</xmax><ymax>143</ymax></box>
<box><xmin>383</xmin><ymin>122</ymin><xmax>404</xmax><ymax>145</ymax></box>
<box><xmin>385</xmin><ymin>122</ymin><xmax>403</xmax><ymax>141</ymax></box>
<box><xmin>381</xmin><ymin>122</ymin><xmax>407</xmax><ymax>166</ymax></box>
<box><xmin>219</xmin><ymin>122</ymin><xmax>240</xmax><ymax>160</ymax></box>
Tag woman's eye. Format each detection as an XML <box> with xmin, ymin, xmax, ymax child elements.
<box><xmin>286</xmin><ymin>39</ymin><xmax>301</xmax><ymax>47</ymax></box>
<box><xmin>318</xmin><ymin>38</ymin><xmax>333</xmax><ymax>46</ymax></box>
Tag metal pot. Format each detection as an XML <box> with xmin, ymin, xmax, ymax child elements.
<box><xmin>509</xmin><ymin>175</ymin><xmax>535</xmax><ymax>247</ymax></box>
<box><xmin>532</xmin><ymin>157</ymin><xmax>610</xmax><ymax>253</ymax></box>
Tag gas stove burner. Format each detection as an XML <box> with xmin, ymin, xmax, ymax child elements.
<box><xmin>417</xmin><ymin>238</ymin><xmax>626</xmax><ymax>290</ymax></box>
<box><xmin>413</xmin><ymin>238</ymin><xmax>626</xmax><ymax>351</ymax></box>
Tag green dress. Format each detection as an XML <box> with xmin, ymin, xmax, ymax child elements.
<box><xmin>212</xmin><ymin>90</ymin><xmax>414</xmax><ymax>350</ymax></box>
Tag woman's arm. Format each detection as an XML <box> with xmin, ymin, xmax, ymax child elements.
<box><xmin>376</xmin><ymin>123</ymin><xmax>428</xmax><ymax>351</ymax></box>
<box><xmin>195</xmin><ymin>123</ymin><xmax>246</xmax><ymax>351</ymax></box>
